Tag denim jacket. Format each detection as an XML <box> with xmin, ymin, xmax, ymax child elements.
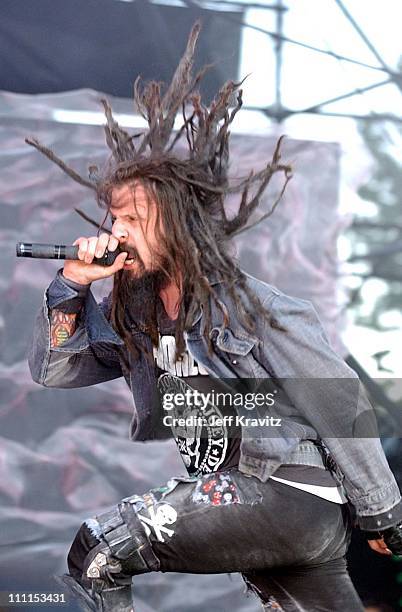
<box><xmin>28</xmin><ymin>270</ymin><xmax>402</xmax><ymax>531</ymax></box>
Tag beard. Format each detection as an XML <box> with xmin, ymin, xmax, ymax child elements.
<box><xmin>124</xmin><ymin>251</ymin><xmax>174</xmax><ymax>294</ymax></box>
<box><xmin>113</xmin><ymin>251</ymin><xmax>176</xmax><ymax>336</ymax></box>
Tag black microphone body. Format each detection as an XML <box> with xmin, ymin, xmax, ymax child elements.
<box><xmin>16</xmin><ymin>242</ymin><xmax>123</xmax><ymax>266</ymax></box>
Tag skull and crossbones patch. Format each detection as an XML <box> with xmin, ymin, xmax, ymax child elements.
<box><xmin>137</xmin><ymin>498</ymin><xmax>178</xmax><ymax>543</ymax></box>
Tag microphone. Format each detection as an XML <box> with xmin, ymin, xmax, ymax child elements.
<box><xmin>16</xmin><ymin>242</ymin><xmax>124</xmax><ymax>266</ymax></box>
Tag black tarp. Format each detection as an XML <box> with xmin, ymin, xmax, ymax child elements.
<box><xmin>0</xmin><ymin>0</ymin><xmax>242</xmax><ymax>101</ymax></box>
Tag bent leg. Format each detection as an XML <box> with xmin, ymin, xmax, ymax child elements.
<box><xmin>63</xmin><ymin>470</ymin><xmax>358</xmax><ymax>610</ymax></box>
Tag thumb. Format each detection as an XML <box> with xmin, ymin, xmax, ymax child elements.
<box><xmin>110</xmin><ymin>252</ymin><xmax>128</xmax><ymax>273</ymax></box>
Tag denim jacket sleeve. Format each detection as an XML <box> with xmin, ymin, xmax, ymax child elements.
<box><xmin>28</xmin><ymin>271</ymin><xmax>124</xmax><ymax>388</ymax></box>
<box><xmin>260</xmin><ymin>292</ymin><xmax>402</xmax><ymax>531</ymax></box>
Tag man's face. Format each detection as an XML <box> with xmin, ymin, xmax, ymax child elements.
<box><xmin>109</xmin><ymin>182</ymin><xmax>164</xmax><ymax>278</ymax></box>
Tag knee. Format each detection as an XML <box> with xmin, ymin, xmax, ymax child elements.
<box><xmin>67</xmin><ymin>501</ymin><xmax>161</xmax><ymax>589</ymax></box>
<box><xmin>67</xmin><ymin>521</ymin><xmax>100</xmax><ymax>581</ymax></box>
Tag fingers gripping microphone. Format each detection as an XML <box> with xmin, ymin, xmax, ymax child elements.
<box><xmin>16</xmin><ymin>242</ymin><xmax>123</xmax><ymax>266</ymax></box>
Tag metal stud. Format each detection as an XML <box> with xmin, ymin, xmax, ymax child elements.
<box><xmin>95</xmin><ymin>553</ymin><xmax>107</xmax><ymax>567</ymax></box>
<box><xmin>86</xmin><ymin>552</ymin><xmax>107</xmax><ymax>578</ymax></box>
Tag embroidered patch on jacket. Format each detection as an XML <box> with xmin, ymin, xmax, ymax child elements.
<box><xmin>192</xmin><ymin>472</ymin><xmax>241</xmax><ymax>505</ymax></box>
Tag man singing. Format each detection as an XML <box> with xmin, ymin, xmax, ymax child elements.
<box><xmin>27</xmin><ymin>23</ymin><xmax>402</xmax><ymax>612</ymax></box>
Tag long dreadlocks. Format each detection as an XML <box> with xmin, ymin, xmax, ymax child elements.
<box><xmin>25</xmin><ymin>22</ymin><xmax>292</xmax><ymax>364</ymax></box>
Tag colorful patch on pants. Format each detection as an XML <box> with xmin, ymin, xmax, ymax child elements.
<box><xmin>192</xmin><ymin>472</ymin><xmax>241</xmax><ymax>506</ymax></box>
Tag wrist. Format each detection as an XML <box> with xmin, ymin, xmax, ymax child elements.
<box><xmin>61</xmin><ymin>269</ymin><xmax>91</xmax><ymax>288</ymax></box>
<box><xmin>57</xmin><ymin>269</ymin><xmax>91</xmax><ymax>299</ymax></box>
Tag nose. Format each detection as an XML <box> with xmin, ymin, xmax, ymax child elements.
<box><xmin>112</xmin><ymin>220</ymin><xmax>129</xmax><ymax>243</ymax></box>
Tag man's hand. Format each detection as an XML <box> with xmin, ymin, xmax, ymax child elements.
<box><xmin>367</xmin><ymin>522</ymin><xmax>402</xmax><ymax>556</ymax></box>
<box><xmin>63</xmin><ymin>234</ymin><xmax>128</xmax><ymax>285</ymax></box>
<box><xmin>367</xmin><ymin>538</ymin><xmax>392</xmax><ymax>556</ymax></box>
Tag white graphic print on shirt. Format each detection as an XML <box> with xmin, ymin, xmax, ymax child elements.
<box><xmin>153</xmin><ymin>335</ymin><xmax>209</xmax><ymax>376</ymax></box>
<box><xmin>154</xmin><ymin>335</ymin><xmax>239</xmax><ymax>476</ymax></box>
<box><xmin>158</xmin><ymin>372</ymin><xmax>230</xmax><ymax>475</ymax></box>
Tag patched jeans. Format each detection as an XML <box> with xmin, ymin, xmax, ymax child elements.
<box><xmin>67</xmin><ymin>468</ymin><xmax>364</xmax><ymax>611</ymax></box>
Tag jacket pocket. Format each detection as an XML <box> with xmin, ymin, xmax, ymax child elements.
<box><xmin>214</xmin><ymin>327</ymin><xmax>257</xmax><ymax>355</ymax></box>
<box><xmin>211</xmin><ymin>327</ymin><xmax>268</xmax><ymax>378</ymax></box>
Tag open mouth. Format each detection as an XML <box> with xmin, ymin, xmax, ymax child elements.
<box><xmin>122</xmin><ymin>248</ymin><xmax>138</xmax><ymax>265</ymax></box>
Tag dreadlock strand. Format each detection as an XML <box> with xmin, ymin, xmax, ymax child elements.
<box><xmin>25</xmin><ymin>138</ymin><xmax>96</xmax><ymax>190</ymax></box>
<box><xmin>223</xmin><ymin>174</ymin><xmax>252</xmax><ymax>235</ymax></box>
<box><xmin>232</xmin><ymin>167</ymin><xmax>293</xmax><ymax>237</ymax></box>
<box><xmin>158</xmin><ymin>22</ymin><xmax>201</xmax><ymax>145</ymax></box>
<box><xmin>101</xmin><ymin>99</ymin><xmax>136</xmax><ymax>161</ymax></box>
<box><xmin>167</xmin><ymin>106</ymin><xmax>195</xmax><ymax>152</ymax></box>
<box><xmin>133</xmin><ymin>76</ymin><xmax>148</xmax><ymax>120</ymax></box>
<box><xmin>74</xmin><ymin>208</ymin><xmax>111</xmax><ymax>234</ymax></box>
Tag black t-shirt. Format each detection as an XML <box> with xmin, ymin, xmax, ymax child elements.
<box><xmin>154</xmin><ymin>306</ymin><xmax>241</xmax><ymax>476</ymax></box>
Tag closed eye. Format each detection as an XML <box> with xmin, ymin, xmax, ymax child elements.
<box><xmin>110</xmin><ymin>215</ymin><xmax>137</xmax><ymax>223</ymax></box>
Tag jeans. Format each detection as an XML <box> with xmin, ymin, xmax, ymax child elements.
<box><xmin>67</xmin><ymin>468</ymin><xmax>364</xmax><ymax>611</ymax></box>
